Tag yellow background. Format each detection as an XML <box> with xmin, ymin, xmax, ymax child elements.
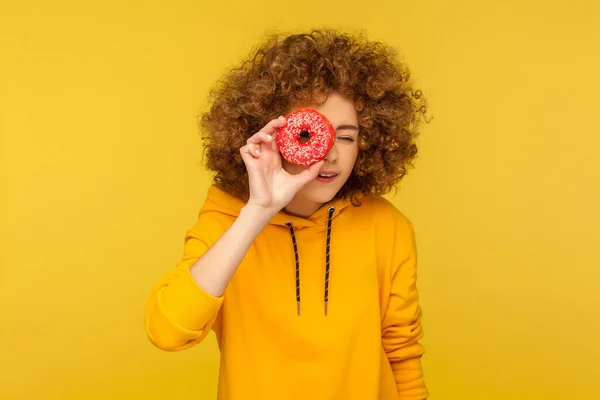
<box><xmin>2</xmin><ymin>0</ymin><xmax>599</xmax><ymax>399</ymax></box>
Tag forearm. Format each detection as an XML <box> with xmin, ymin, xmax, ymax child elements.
<box><xmin>390</xmin><ymin>354</ymin><xmax>427</xmax><ymax>399</ymax></box>
<box><xmin>190</xmin><ymin>204</ymin><xmax>276</xmax><ymax>296</ymax></box>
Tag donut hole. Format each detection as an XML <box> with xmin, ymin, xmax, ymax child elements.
<box><xmin>298</xmin><ymin>130</ymin><xmax>312</xmax><ymax>144</ymax></box>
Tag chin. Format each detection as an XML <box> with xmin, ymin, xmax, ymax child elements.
<box><xmin>300</xmin><ymin>180</ymin><xmax>345</xmax><ymax>204</ymax></box>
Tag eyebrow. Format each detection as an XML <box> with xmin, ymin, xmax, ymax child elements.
<box><xmin>335</xmin><ymin>124</ymin><xmax>359</xmax><ymax>132</ymax></box>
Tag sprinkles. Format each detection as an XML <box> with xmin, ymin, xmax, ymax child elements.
<box><xmin>276</xmin><ymin>108</ymin><xmax>336</xmax><ymax>166</ymax></box>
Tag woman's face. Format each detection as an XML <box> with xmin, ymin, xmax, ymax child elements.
<box><xmin>281</xmin><ymin>92</ymin><xmax>359</xmax><ymax>217</ymax></box>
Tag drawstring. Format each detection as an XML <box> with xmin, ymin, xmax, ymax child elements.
<box><xmin>285</xmin><ymin>221</ymin><xmax>301</xmax><ymax>316</ymax></box>
<box><xmin>285</xmin><ymin>206</ymin><xmax>337</xmax><ymax>316</ymax></box>
<box><xmin>324</xmin><ymin>206</ymin><xmax>335</xmax><ymax>315</ymax></box>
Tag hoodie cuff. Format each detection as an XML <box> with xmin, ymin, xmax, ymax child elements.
<box><xmin>159</xmin><ymin>266</ymin><xmax>224</xmax><ymax>331</ymax></box>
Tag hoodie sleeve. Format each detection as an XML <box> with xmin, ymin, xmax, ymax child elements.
<box><xmin>381</xmin><ymin>219</ymin><xmax>428</xmax><ymax>399</ymax></box>
<box><xmin>145</xmin><ymin>228</ymin><xmax>224</xmax><ymax>351</ymax></box>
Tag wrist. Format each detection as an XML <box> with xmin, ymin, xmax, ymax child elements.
<box><xmin>240</xmin><ymin>203</ymin><xmax>279</xmax><ymax>224</ymax></box>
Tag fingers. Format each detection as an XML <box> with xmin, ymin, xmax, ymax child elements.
<box><xmin>242</xmin><ymin>132</ymin><xmax>272</xmax><ymax>158</ymax></box>
<box><xmin>261</xmin><ymin>115</ymin><xmax>287</xmax><ymax>136</ymax></box>
<box><xmin>295</xmin><ymin>160</ymin><xmax>325</xmax><ymax>187</ymax></box>
<box><xmin>239</xmin><ymin>144</ymin><xmax>260</xmax><ymax>170</ymax></box>
<box><xmin>240</xmin><ymin>116</ymin><xmax>286</xmax><ymax>167</ymax></box>
<box><xmin>240</xmin><ymin>143</ymin><xmax>260</xmax><ymax>162</ymax></box>
<box><xmin>246</xmin><ymin>130</ymin><xmax>273</xmax><ymax>146</ymax></box>
<box><xmin>247</xmin><ymin>116</ymin><xmax>286</xmax><ymax>145</ymax></box>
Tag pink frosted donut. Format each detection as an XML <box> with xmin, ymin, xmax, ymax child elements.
<box><xmin>276</xmin><ymin>108</ymin><xmax>336</xmax><ymax>166</ymax></box>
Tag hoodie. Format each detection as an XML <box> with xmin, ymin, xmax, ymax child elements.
<box><xmin>145</xmin><ymin>185</ymin><xmax>428</xmax><ymax>400</ymax></box>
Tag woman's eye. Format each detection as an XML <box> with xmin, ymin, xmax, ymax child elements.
<box><xmin>338</xmin><ymin>136</ymin><xmax>355</xmax><ymax>142</ymax></box>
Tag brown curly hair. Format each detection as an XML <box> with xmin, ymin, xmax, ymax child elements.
<box><xmin>198</xmin><ymin>28</ymin><xmax>430</xmax><ymax>204</ymax></box>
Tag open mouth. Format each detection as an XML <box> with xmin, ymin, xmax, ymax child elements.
<box><xmin>316</xmin><ymin>172</ymin><xmax>338</xmax><ymax>182</ymax></box>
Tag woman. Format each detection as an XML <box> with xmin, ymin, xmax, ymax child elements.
<box><xmin>145</xmin><ymin>29</ymin><xmax>430</xmax><ymax>400</ymax></box>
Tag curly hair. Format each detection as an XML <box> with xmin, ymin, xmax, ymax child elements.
<box><xmin>198</xmin><ymin>28</ymin><xmax>430</xmax><ymax>204</ymax></box>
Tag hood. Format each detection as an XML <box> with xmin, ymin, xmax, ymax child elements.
<box><xmin>200</xmin><ymin>184</ymin><xmax>364</xmax><ymax>316</ymax></box>
<box><xmin>201</xmin><ymin>185</ymin><xmax>359</xmax><ymax>230</ymax></box>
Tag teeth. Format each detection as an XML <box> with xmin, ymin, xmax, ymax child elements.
<box><xmin>319</xmin><ymin>174</ymin><xmax>336</xmax><ymax>177</ymax></box>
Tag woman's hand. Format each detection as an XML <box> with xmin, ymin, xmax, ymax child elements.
<box><xmin>239</xmin><ymin>116</ymin><xmax>324</xmax><ymax>213</ymax></box>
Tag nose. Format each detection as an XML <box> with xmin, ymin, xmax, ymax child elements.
<box><xmin>324</xmin><ymin>142</ymin><xmax>338</xmax><ymax>163</ymax></box>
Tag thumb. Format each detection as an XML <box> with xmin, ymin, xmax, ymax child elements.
<box><xmin>295</xmin><ymin>160</ymin><xmax>325</xmax><ymax>187</ymax></box>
